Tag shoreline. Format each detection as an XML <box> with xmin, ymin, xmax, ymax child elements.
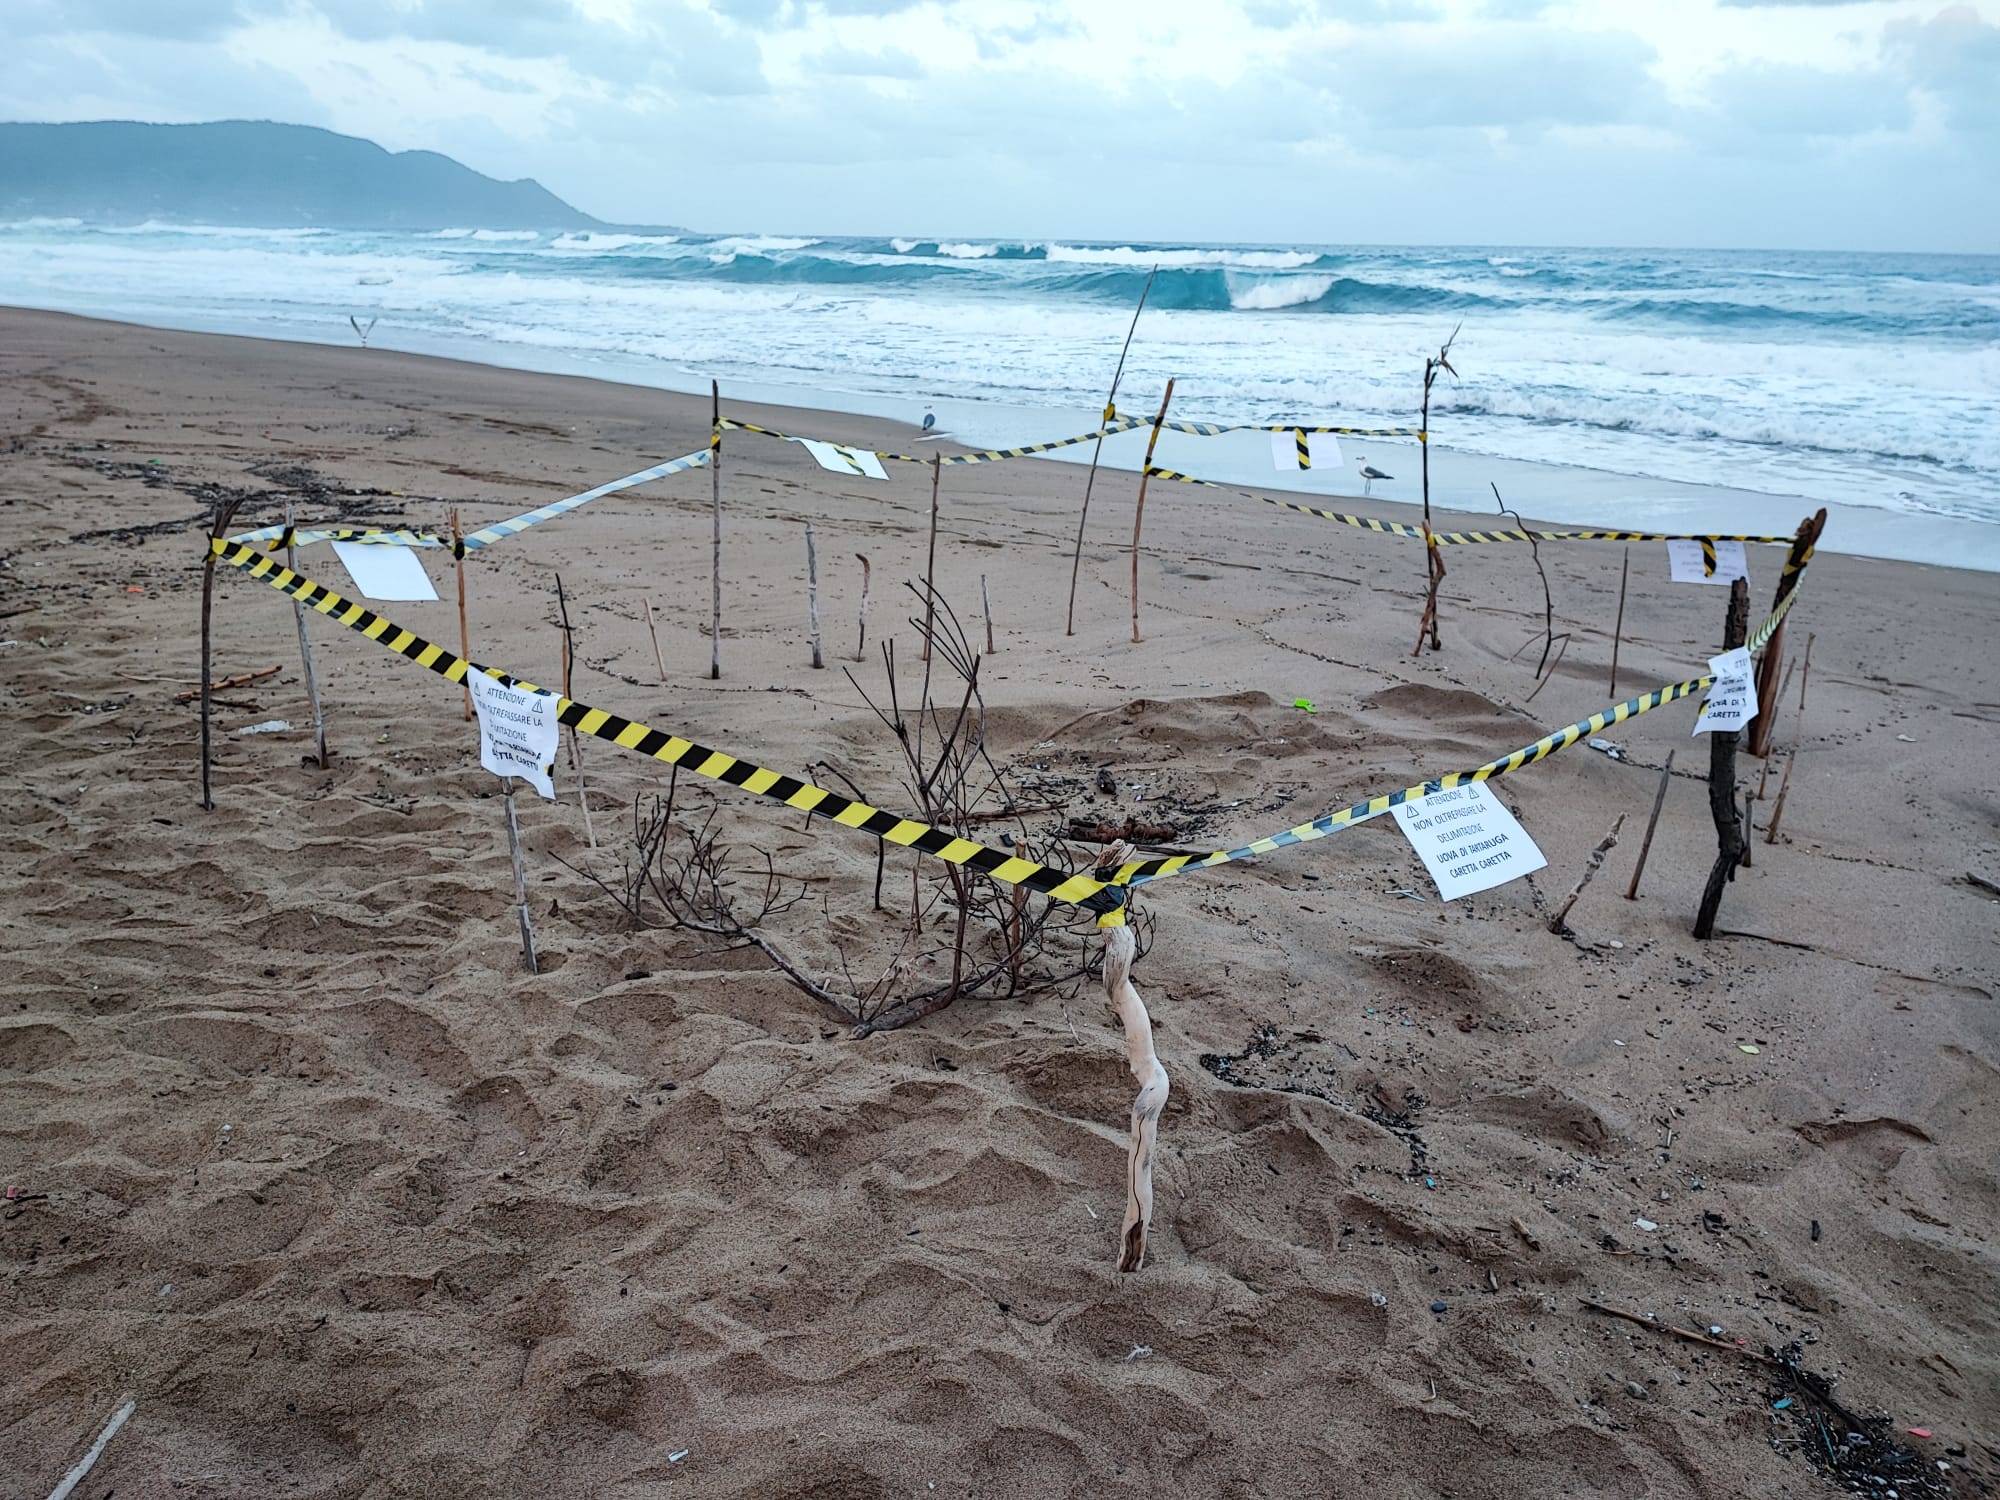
<box><xmin>8</xmin><ymin>302</ymin><xmax>1993</xmax><ymax>574</ymax></box>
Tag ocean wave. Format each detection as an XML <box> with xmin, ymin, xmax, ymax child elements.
<box><xmin>1045</xmin><ymin>244</ymin><xmax>1324</xmax><ymax>271</ymax></box>
<box><xmin>425</xmin><ymin>228</ymin><xmax>541</xmax><ymax>241</ymax></box>
<box><xmin>891</xmin><ymin>237</ymin><xmax>921</xmax><ymax>253</ymax></box>
<box><xmin>702</xmin><ymin>234</ymin><xmax>821</xmax><ymax>253</ymax></box>
<box><xmin>938</xmin><ymin>241</ymin><xmax>999</xmax><ymax>259</ymax></box>
<box><xmin>1439</xmin><ymin>386</ymin><xmax>1997</xmax><ymax>475</ymax></box>
<box><xmin>1227</xmin><ymin>273</ymin><xmax>1337</xmax><ymax>310</ymax></box>
<box><xmin>549</xmin><ymin>231</ymin><xmax>679</xmax><ymax>251</ymax></box>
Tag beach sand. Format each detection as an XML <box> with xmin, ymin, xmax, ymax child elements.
<box><xmin>3</xmin><ymin>307</ymin><xmax>1995</xmax><ymax>1498</ymax></box>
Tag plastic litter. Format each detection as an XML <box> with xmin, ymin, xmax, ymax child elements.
<box><xmin>236</xmin><ymin>719</ymin><xmax>292</xmax><ymax>736</ymax></box>
<box><xmin>1588</xmin><ymin>737</ymin><xmax>1625</xmax><ymax>761</ymax></box>
<box><xmin>1292</xmin><ymin>697</ymin><xmax>1317</xmax><ymax>714</ymax></box>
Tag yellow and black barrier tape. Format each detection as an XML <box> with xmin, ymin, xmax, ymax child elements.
<box><xmin>209</xmin><ymin>538</ymin><xmax>1125</xmax><ymax>916</ymax></box>
<box><xmin>228</xmin><ymin>449</ymin><xmax>712</xmax><ymax>555</ymax></box>
<box><xmin>209</xmin><ymin>525</ymin><xmax>1814</xmax><ymax>921</ymax></box>
<box><xmin>1102</xmin><ymin>553</ymin><xmax>1813</xmax><ymax>892</ymax></box>
<box><xmin>717</xmin><ymin>415</ymin><xmax>1150</xmax><ymax>467</ymax></box>
<box><xmin>1163</xmin><ymin>420</ymin><xmax>1425</xmax><ymax>440</ymax></box>
<box><xmin>1143</xmin><ymin>466</ymin><xmax>1796</xmax><ymax>548</ymax></box>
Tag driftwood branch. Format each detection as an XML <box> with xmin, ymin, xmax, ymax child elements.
<box><xmin>1693</xmin><ymin>578</ymin><xmax>1750</xmax><ymax>939</ymax></box>
<box><xmin>1105</xmin><ymin>923</ymin><xmax>1167</xmax><ymax>1272</ymax></box>
<box><xmin>1548</xmin><ymin>814</ymin><xmax>1625</xmax><ymax>933</ymax></box>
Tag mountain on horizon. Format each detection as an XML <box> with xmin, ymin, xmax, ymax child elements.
<box><xmin>0</xmin><ymin>120</ymin><xmax>625</xmax><ymax>232</ymax></box>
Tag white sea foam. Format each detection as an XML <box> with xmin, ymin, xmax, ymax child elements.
<box><xmin>1046</xmin><ymin>244</ymin><xmax>1320</xmax><ymax>270</ymax></box>
<box><xmin>1227</xmin><ymin>274</ymin><xmax>1336</xmax><ymax>310</ymax></box>
<box><xmin>937</xmin><ymin>241</ymin><xmax>999</xmax><ymax>259</ymax></box>
<box><xmin>550</xmin><ymin>231</ymin><xmax>680</xmax><ymax>251</ymax></box>
<box><xmin>890</xmin><ymin>237</ymin><xmax>921</xmax><ymax>253</ymax></box>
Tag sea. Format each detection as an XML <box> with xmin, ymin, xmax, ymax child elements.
<box><xmin>3</xmin><ymin>220</ymin><xmax>1995</xmax><ymax>568</ymax></box>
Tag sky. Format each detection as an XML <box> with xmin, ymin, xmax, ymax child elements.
<box><xmin>4</xmin><ymin>0</ymin><xmax>1996</xmax><ymax>251</ymax></box>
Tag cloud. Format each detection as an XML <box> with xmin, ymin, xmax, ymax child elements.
<box><xmin>811</xmin><ymin>42</ymin><xmax>924</xmax><ymax>78</ymax></box>
<box><xmin>1314</xmin><ymin>26</ymin><xmax>1664</xmax><ymax>133</ymax></box>
<box><xmin>1701</xmin><ymin>61</ymin><xmax>1911</xmax><ymax>140</ymax></box>
<box><xmin>1714</xmin><ymin>0</ymin><xmax>1872</xmax><ymax>7</ymax></box>
<box><xmin>1886</xmin><ymin>5</ymin><xmax>2000</xmax><ymax>135</ymax></box>
<box><xmin>3</xmin><ymin>0</ymin><xmax>262</xmax><ymax>40</ymax></box>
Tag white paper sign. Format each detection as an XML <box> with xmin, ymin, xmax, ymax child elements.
<box><xmin>1666</xmin><ymin>539</ymin><xmax>1748</xmax><ymax>587</ymax></box>
<box><xmin>1392</xmin><ymin>782</ymin><xmax>1548</xmax><ymax>901</ymax></box>
<box><xmin>1310</xmin><ymin>432</ymin><xmax>1344</xmax><ymax>471</ymax></box>
<box><xmin>330</xmin><ymin>541</ymin><xmax>439</xmax><ymax>601</ymax></box>
<box><xmin>800</xmin><ymin>439</ymin><xmax>889</xmax><ymax>481</ymax></box>
<box><xmin>468</xmin><ymin>673</ymin><xmax>560</xmax><ymax>799</ymax></box>
<box><xmin>1692</xmin><ymin>646</ymin><xmax>1759</xmax><ymax>735</ymax></box>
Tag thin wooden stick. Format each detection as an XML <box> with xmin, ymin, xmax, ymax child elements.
<box><xmin>710</xmin><ymin>378</ymin><xmax>722</xmax><ymax>681</ymax></box>
<box><xmin>199</xmin><ymin>495</ymin><xmax>243</xmax><ymax>810</ymax></box>
<box><xmin>980</xmin><ymin>573</ymin><xmax>995</xmax><ymax>655</ymax></box>
<box><xmin>1740</xmin><ymin>790</ymin><xmax>1755</xmax><ymax>867</ymax></box>
<box><xmin>1548</xmin><ymin>814</ymin><xmax>1624</xmax><ymax>933</ymax></box>
<box><xmin>854</xmin><ymin>552</ymin><xmax>871</xmax><ymax>661</ymax></box>
<box><xmin>1579</xmin><ymin>1299</ymin><xmax>1781</xmax><ymax>1366</ymax></box>
<box><xmin>1624</xmin><ymin>748</ymin><xmax>1675</xmax><ymax>900</ymax></box>
<box><xmin>920</xmin><ymin>455</ymin><xmax>942</xmax><ymax>663</ymax></box>
<box><xmin>1105</xmin><ymin>924</ymin><xmax>1167</xmax><ymax>1272</ymax></box>
<box><xmin>554</xmin><ymin>573</ymin><xmax>597</xmax><ymax>850</ymax></box>
<box><xmin>502</xmin><ymin>778</ymin><xmax>539</xmax><ymax>973</ymax></box>
<box><xmin>1756</xmin><ymin>658</ymin><xmax>1798</xmax><ymax>799</ymax></box>
<box><xmin>1067</xmin><ymin>265</ymin><xmax>1156</xmax><ymax>637</ymax></box>
<box><xmin>643</xmin><ymin>596</ymin><xmax>667</xmax><ymax>684</ymax></box>
<box><xmin>1609</xmin><ymin>547</ymin><xmax>1629</xmax><ymax>700</ymax></box>
<box><xmin>281</xmin><ymin>508</ymin><xmax>331</xmax><ymax>767</ymax></box>
<box><xmin>451</xmin><ymin>507</ymin><xmax>472</xmax><ymax>722</ymax></box>
<box><xmin>1765</xmin><ymin>631</ymin><xmax>1815</xmax><ymax>845</ymax></box>
<box><xmin>1129</xmin><ymin>378</ymin><xmax>1176</xmax><ymax>644</ymax></box>
<box><xmin>805</xmin><ymin>521</ymin><xmax>824</xmax><ymax>669</ymax></box>
<box><xmin>47</xmin><ymin>1396</ymin><xmax>136</xmax><ymax>1500</ymax></box>
<box><xmin>173</xmin><ymin>665</ymin><xmax>279</xmax><ymax>702</ymax></box>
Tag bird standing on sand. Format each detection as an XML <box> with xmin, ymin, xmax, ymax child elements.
<box><xmin>922</xmin><ymin>407</ymin><xmax>936</xmax><ymax>432</ymax></box>
<box><xmin>1357</xmin><ymin>458</ymin><xmax>1393</xmax><ymax>496</ymax></box>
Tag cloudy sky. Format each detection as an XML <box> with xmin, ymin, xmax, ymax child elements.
<box><xmin>6</xmin><ymin>0</ymin><xmax>1995</xmax><ymax>250</ymax></box>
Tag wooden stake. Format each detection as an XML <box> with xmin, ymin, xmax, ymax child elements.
<box><xmin>1067</xmin><ymin>266</ymin><xmax>1156</xmax><ymax>636</ymax></box>
<box><xmin>1756</xmin><ymin>658</ymin><xmax>1798</xmax><ymax>800</ymax></box>
<box><xmin>1765</xmin><ymin>631</ymin><xmax>1815</xmax><ymax>845</ymax></box>
<box><xmin>287</xmin><ymin>504</ymin><xmax>329</xmax><ymax>769</ymax></box>
<box><xmin>709</xmin><ymin>378</ymin><xmax>722</xmax><ymax>681</ymax></box>
<box><xmin>1746</xmin><ymin>508</ymin><xmax>1827</xmax><ymax>757</ymax></box>
<box><xmin>643</xmin><ymin>596</ymin><xmax>667</xmax><ymax>684</ymax></box>
<box><xmin>1624</xmin><ymin>749</ymin><xmax>1674</xmax><ymax>900</ymax></box>
<box><xmin>554</xmin><ymin>573</ymin><xmax>597</xmax><ymax>850</ymax></box>
<box><xmin>198</xmin><ymin>495</ymin><xmax>243</xmax><ymax>810</ymax></box>
<box><xmin>805</xmin><ymin>521</ymin><xmax>824</xmax><ymax>669</ymax></box>
<box><xmin>980</xmin><ymin>573</ymin><xmax>995</xmax><ymax>655</ymax></box>
<box><xmin>1129</xmin><ymin>378</ymin><xmax>1176</xmax><ymax>645</ymax></box>
<box><xmin>502</xmin><ymin>778</ymin><xmax>539</xmax><ymax>973</ymax></box>
<box><xmin>855</xmin><ymin>552</ymin><xmax>871</xmax><ymax>661</ymax></box>
<box><xmin>1740</xmin><ymin>790</ymin><xmax>1755</xmax><ymax>867</ymax></box>
<box><xmin>1693</xmin><ymin>577</ymin><xmax>1750</xmax><ymax>939</ymax></box>
<box><xmin>1415</xmin><ymin>346</ymin><xmax>1451</xmax><ymax>654</ymax></box>
<box><xmin>920</xmin><ymin>454</ymin><xmax>942</xmax><ymax>663</ymax></box>
<box><xmin>451</xmin><ymin>507</ymin><xmax>472</xmax><ymax>722</ymax></box>
<box><xmin>1548</xmin><ymin>814</ymin><xmax>1625</xmax><ymax>933</ymax></box>
<box><xmin>1609</xmin><ymin>547</ymin><xmax>1629</xmax><ymax>700</ymax></box>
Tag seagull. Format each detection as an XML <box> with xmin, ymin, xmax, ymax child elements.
<box><xmin>921</xmin><ymin>407</ymin><xmax>937</xmax><ymax>432</ymax></box>
<box><xmin>1357</xmin><ymin>458</ymin><xmax>1393</xmax><ymax>496</ymax></box>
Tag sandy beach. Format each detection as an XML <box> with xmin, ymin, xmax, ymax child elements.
<box><xmin>3</xmin><ymin>307</ymin><xmax>1995</xmax><ymax>1498</ymax></box>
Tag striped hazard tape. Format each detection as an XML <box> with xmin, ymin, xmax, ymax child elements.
<box><xmin>228</xmin><ymin>449</ymin><xmax>711</xmax><ymax>554</ymax></box>
<box><xmin>1164</xmin><ymin>420</ymin><xmax>1425</xmax><ymax>440</ymax></box>
<box><xmin>1144</xmin><ymin>465</ymin><xmax>1796</xmax><ymax>548</ymax></box>
<box><xmin>717</xmin><ymin>415</ymin><xmax>1150</xmax><ymax>467</ymax></box>
<box><xmin>209</xmin><ymin>539</ymin><xmax>1124</xmax><ymax>916</ymax></box>
<box><xmin>209</xmin><ymin>526</ymin><xmax>1816</xmax><ymax>921</ymax></box>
